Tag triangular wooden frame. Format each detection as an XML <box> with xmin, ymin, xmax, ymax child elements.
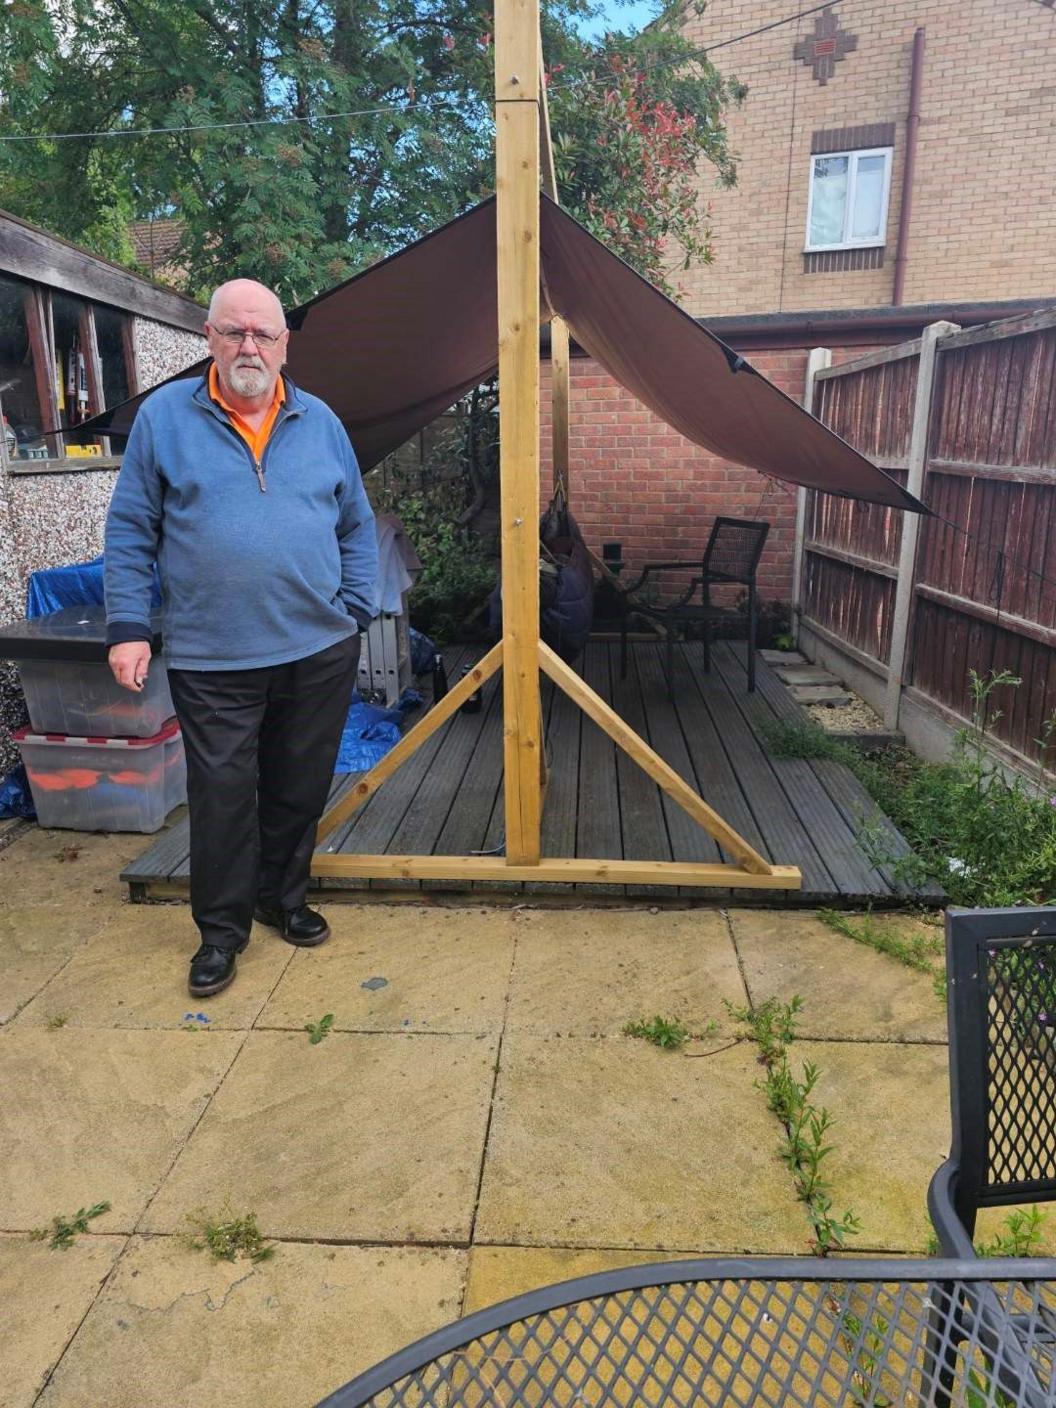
<box><xmin>313</xmin><ymin>0</ymin><xmax>801</xmax><ymax>894</ymax></box>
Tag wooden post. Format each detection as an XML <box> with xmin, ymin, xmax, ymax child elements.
<box><xmin>882</xmin><ymin>319</ymin><xmax>959</xmax><ymax>728</ymax></box>
<box><xmin>792</xmin><ymin>348</ymin><xmax>831</xmax><ymax>641</ymax></box>
<box><xmin>496</xmin><ymin>0</ymin><xmax>543</xmax><ymax>864</ymax></box>
<box><xmin>550</xmin><ymin>318</ymin><xmax>571</xmax><ymax>503</ymax></box>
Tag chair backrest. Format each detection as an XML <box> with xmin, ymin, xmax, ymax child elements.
<box><xmin>944</xmin><ymin>906</ymin><xmax>1056</xmax><ymax>1224</ymax></box>
<box><xmin>701</xmin><ymin>517</ymin><xmax>770</xmax><ymax>584</ymax></box>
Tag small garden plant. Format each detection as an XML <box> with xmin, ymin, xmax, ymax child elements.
<box><xmin>623</xmin><ymin>1015</ymin><xmax>689</xmax><ymax>1049</ymax></box>
<box><xmin>727</xmin><ymin>996</ymin><xmax>860</xmax><ymax>1255</ymax></box>
<box><xmin>305</xmin><ymin>1012</ymin><xmax>335</xmax><ymax>1044</ymax></box>
<box><xmin>184</xmin><ymin>1207</ymin><xmax>275</xmax><ymax>1263</ymax></box>
<box><xmin>30</xmin><ymin>1201</ymin><xmax>110</xmax><ymax>1250</ymax></box>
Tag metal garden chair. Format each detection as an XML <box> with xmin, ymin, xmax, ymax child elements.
<box><xmin>927</xmin><ymin>905</ymin><xmax>1056</xmax><ymax>1407</ymax></box>
<box><xmin>929</xmin><ymin>904</ymin><xmax>1056</xmax><ymax>1256</ymax></box>
<box><xmin>315</xmin><ymin>1256</ymin><xmax>1056</xmax><ymax>1406</ymax></box>
<box><xmin>619</xmin><ymin>517</ymin><xmax>770</xmax><ymax>698</ymax></box>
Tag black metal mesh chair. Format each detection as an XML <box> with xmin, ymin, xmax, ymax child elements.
<box><xmin>315</xmin><ymin>1257</ymin><xmax>1056</xmax><ymax>1407</ymax></box>
<box><xmin>619</xmin><ymin>517</ymin><xmax>770</xmax><ymax>698</ymax></box>
<box><xmin>928</xmin><ymin>905</ymin><xmax>1056</xmax><ymax>1258</ymax></box>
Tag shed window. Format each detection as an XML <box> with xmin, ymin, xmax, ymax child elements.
<box><xmin>806</xmin><ymin>147</ymin><xmax>892</xmax><ymax>251</ymax></box>
<box><xmin>0</xmin><ymin>275</ymin><xmax>46</xmax><ymax>461</ymax></box>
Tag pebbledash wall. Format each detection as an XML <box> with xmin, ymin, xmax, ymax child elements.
<box><xmin>0</xmin><ymin>208</ymin><xmax>206</xmax><ymax>772</ymax></box>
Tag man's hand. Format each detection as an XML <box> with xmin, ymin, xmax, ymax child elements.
<box><xmin>109</xmin><ymin>641</ymin><xmax>152</xmax><ymax>692</ymax></box>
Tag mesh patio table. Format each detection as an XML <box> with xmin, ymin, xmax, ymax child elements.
<box><xmin>316</xmin><ymin>1256</ymin><xmax>1056</xmax><ymax>1408</ymax></box>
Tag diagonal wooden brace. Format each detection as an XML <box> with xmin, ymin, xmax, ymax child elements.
<box><xmin>315</xmin><ymin>641</ymin><xmax>504</xmax><ymax>844</ymax></box>
<box><xmin>538</xmin><ymin>640</ymin><xmax>774</xmax><ymax>875</ymax></box>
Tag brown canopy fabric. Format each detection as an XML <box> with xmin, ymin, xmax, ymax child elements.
<box><xmin>85</xmin><ymin>195</ymin><xmax>924</xmax><ymax>512</ymax></box>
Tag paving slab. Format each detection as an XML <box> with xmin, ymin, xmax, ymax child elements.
<box><xmin>729</xmin><ymin>910</ymin><xmax>947</xmax><ymax>1042</ymax></box>
<box><xmin>0</xmin><ymin>827</ymin><xmax>143</xmax><ymax>908</ymax></box>
<box><xmin>0</xmin><ymin>1027</ymin><xmax>242</xmax><ymax>1233</ymax></box>
<box><xmin>37</xmin><ymin>1235</ymin><xmax>467</xmax><ymax>1408</ymax></box>
<box><xmin>464</xmin><ymin>1245</ymin><xmax>695</xmax><ymax>1314</ymax></box>
<box><xmin>505</xmin><ymin>908</ymin><xmax>744</xmax><ymax>1037</ymax></box>
<box><xmin>802</xmin><ymin>1041</ymin><xmax>950</xmax><ymax>1252</ymax></box>
<box><xmin>0</xmin><ymin>904</ymin><xmax>112</xmax><ymax>1025</ymax></box>
<box><xmin>773</xmin><ymin>666</ymin><xmax>841</xmax><ymax>686</ymax></box>
<box><xmin>0</xmin><ymin>1232</ymin><xmax>126</xmax><ymax>1408</ymax></box>
<box><xmin>760</xmin><ymin>651</ymin><xmax>805</xmax><ymax>665</ymax></box>
<box><xmin>788</xmin><ymin>685</ymin><xmax>852</xmax><ymax>706</ymax></box>
<box><xmin>143</xmin><ymin>1030</ymin><xmax>496</xmax><ymax>1243</ymax></box>
<box><xmin>13</xmin><ymin>907</ymin><xmax>292</xmax><ymax>1031</ymax></box>
<box><xmin>259</xmin><ymin>904</ymin><xmax>514</xmax><ymax>1035</ymax></box>
<box><xmin>476</xmin><ymin>1034</ymin><xmax>811</xmax><ymax>1253</ymax></box>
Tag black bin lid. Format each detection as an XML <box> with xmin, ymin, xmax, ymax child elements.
<box><xmin>0</xmin><ymin>606</ymin><xmax>164</xmax><ymax>662</ymax></box>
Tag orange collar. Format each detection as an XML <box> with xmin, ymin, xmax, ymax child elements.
<box><xmin>208</xmin><ymin>363</ymin><xmax>285</xmax><ymax>462</ymax></box>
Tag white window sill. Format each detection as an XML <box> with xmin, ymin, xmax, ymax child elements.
<box><xmin>804</xmin><ymin>242</ymin><xmax>886</xmax><ymax>254</ymax></box>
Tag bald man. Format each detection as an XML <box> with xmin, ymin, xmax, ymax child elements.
<box><xmin>105</xmin><ymin>280</ymin><xmax>378</xmax><ymax>997</ymax></box>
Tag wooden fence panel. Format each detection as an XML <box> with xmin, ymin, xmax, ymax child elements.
<box><xmin>800</xmin><ymin>310</ymin><xmax>1056</xmax><ymax>770</ymax></box>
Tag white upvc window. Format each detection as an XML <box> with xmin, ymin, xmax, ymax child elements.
<box><xmin>805</xmin><ymin>146</ymin><xmax>893</xmax><ymax>252</ymax></box>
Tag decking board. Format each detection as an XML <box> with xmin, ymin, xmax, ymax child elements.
<box><xmin>122</xmin><ymin>642</ymin><xmax>940</xmax><ymax>907</ymax></box>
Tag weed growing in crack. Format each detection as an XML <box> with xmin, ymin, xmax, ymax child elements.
<box><xmin>726</xmin><ymin>995</ymin><xmax>860</xmax><ymax>1254</ymax></box>
<box><xmin>623</xmin><ymin>1016</ymin><xmax>717</xmax><ymax>1049</ymax></box>
<box><xmin>305</xmin><ymin>1013</ymin><xmax>335</xmax><ymax>1045</ymax></box>
<box><xmin>30</xmin><ymin>1201</ymin><xmax>111</xmax><ymax>1249</ymax></box>
<box><xmin>183</xmin><ymin>1207</ymin><xmax>275</xmax><ymax>1263</ymax></box>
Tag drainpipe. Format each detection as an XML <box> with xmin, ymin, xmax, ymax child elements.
<box><xmin>892</xmin><ymin>27</ymin><xmax>925</xmax><ymax>305</ymax></box>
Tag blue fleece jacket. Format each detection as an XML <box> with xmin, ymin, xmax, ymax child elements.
<box><xmin>105</xmin><ymin>372</ymin><xmax>379</xmax><ymax>671</ymax></box>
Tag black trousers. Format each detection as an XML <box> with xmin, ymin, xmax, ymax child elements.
<box><xmin>168</xmin><ymin>635</ymin><xmax>360</xmax><ymax>951</ymax></box>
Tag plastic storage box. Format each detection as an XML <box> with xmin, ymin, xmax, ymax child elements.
<box><xmin>0</xmin><ymin>605</ymin><xmax>171</xmax><ymax>737</ymax></box>
<box><xmin>13</xmin><ymin>721</ymin><xmax>186</xmax><ymax>833</ymax></box>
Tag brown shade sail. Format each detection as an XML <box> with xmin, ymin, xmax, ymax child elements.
<box><xmin>84</xmin><ymin>195</ymin><xmax>924</xmax><ymax>512</ymax></box>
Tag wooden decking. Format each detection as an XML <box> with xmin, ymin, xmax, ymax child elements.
<box><xmin>123</xmin><ymin>639</ymin><xmax>940</xmax><ymax>907</ymax></box>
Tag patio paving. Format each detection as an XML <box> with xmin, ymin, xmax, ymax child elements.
<box><xmin>0</xmin><ymin>820</ymin><xmax>1002</xmax><ymax>1406</ymax></box>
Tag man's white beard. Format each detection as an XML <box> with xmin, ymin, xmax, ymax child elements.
<box><xmin>228</xmin><ymin>362</ymin><xmax>270</xmax><ymax>397</ymax></box>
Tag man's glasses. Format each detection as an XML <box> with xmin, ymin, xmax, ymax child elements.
<box><xmin>214</xmin><ymin>327</ymin><xmax>285</xmax><ymax>348</ymax></box>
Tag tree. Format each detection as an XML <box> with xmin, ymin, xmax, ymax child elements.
<box><xmin>0</xmin><ymin>0</ymin><xmax>744</xmax><ymax>301</ymax></box>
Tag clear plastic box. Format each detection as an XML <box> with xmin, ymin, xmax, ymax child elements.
<box><xmin>17</xmin><ymin>658</ymin><xmax>175</xmax><ymax>738</ymax></box>
<box><xmin>14</xmin><ymin>720</ymin><xmax>186</xmax><ymax>833</ymax></box>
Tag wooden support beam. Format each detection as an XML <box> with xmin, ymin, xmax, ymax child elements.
<box><xmin>312</xmin><ymin>852</ymin><xmax>801</xmax><ymax>889</ymax></box>
<box><xmin>314</xmin><ymin>643</ymin><xmax>503</xmax><ymax>843</ymax></box>
<box><xmin>538</xmin><ymin>641</ymin><xmax>777</xmax><ymax>876</ymax></box>
<box><xmin>496</xmin><ymin>0</ymin><xmax>544</xmax><ymax>865</ymax></box>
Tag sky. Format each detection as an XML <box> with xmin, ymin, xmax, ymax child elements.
<box><xmin>578</xmin><ymin>0</ymin><xmax>659</xmax><ymax>38</ymax></box>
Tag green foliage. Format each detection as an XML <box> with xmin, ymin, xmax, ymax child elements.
<box><xmin>623</xmin><ymin>1014</ymin><xmax>690</xmax><ymax>1048</ymax></box>
<box><xmin>759</xmin><ymin>671</ymin><xmax>1056</xmax><ymax>908</ymax></box>
<box><xmin>926</xmin><ymin>1205</ymin><xmax>1048</xmax><ymax>1259</ymax></box>
<box><xmin>305</xmin><ymin>1012</ymin><xmax>334</xmax><ymax>1045</ymax></box>
<box><xmin>44</xmin><ymin>1012</ymin><xmax>70</xmax><ymax>1030</ymax></box>
<box><xmin>184</xmin><ymin>1207</ymin><xmax>275</xmax><ymax>1262</ymax></box>
<box><xmin>728</xmin><ymin>996</ymin><xmax>860</xmax><ymax>1254</ymax></box>
<box><xmin>30</xmin><ymin>1201</ymin><xmax>111</xmax><ymax>1250</ymax></box>
<box><xmin>0</xmin><ymin>0</ymin><xmax>743</xmax><ymax>302</ymax></box>
<box><xmin>391</xmin><ymin>487</ymin><xmax>496</xmax><ymax>644</ymax></box>
<box><xmin>816</xmin><ymin>909</ymin><xmax>943</xmax><ymax>977</ymax></box>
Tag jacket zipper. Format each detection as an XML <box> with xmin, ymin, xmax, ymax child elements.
<box><xmin>210</xmin><ymin>400</ymin><xmax>300</xmax><ymax>494</ymax></box>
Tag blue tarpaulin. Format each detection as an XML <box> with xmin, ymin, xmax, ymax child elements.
<box><xmin>26</xmin><ymin>556</ymin><xmax>162</xmax><ymax>619</ymax></box>
<box><xmin>335</xmin><ymin>689</ymin><xmax>422</xmax><ymax>773</ymax></box>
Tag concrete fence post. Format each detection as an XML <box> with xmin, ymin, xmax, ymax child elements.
<box><xmin>882</xmin><ymin>319</ymin><xmax>961</xmax><ymax>729</ymax></box>
<box><xmin>792</xmin><ymin>347</ymin><xmax>832</xmax><ymax>642</ymax></box>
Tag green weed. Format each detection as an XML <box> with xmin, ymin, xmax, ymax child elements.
<box><xmin>623</xmin><ymin>1015</ymin><xmax>689</xmax><ymax>1049</ymax></box>
<box><xmin>184</xmin><ymin>1207</ymin><xmax>275</xmax><ymax>1263</ymax></box>
<box><xmin>44</xmin><ymin>1012</ymin><xmax>70</xmax><ymax>1030</ymax></box>
<box><xmin>727</xmin><ymin>996</ymin><xmax>860</xmax><ymax>1254</ymax></box>
<box><xmin>30</xmin><ymin>1201</ymin><xmax>111</xmax><ymax>1249</ymax></box>
<box><xmin>305</xmin><ymin>1013</ymin><xmax>334</xmax><ymax>1045</ymax></box>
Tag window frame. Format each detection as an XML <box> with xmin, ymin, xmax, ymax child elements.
<box><xmin>0</xmin><ymin>276</ymin><xmax>134</xmax><ymax>474</ymax></box>
<box><xmin>804</xmin><ymin>145</ymin><xmax>894</xmax><ymax>253</ymax></box>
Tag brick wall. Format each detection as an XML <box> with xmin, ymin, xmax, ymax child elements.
<box><xmin>676</xmin><ymin>0</ymin><xmax>1056</xmax><ymax>315</ymax></box>
<box><xmin>537</xmin><ymin>345</ymin><xmax>881</xmax><ymax>605</ymax></box>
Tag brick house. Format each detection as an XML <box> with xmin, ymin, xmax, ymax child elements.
<box><xmin>555</xmin><ymin>0</ymin><xmax>1056</xmax><ymax>601</ymax></box>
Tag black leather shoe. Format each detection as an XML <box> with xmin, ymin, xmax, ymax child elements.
<box><xmin>188</xmin><ymin>939</ymin><xmax>247</xmax><ymax>997</ymax></box>
<box><xmin>253</xmin><ymin>902</ymin><xmax>330</xmax><ymax>947</ymax></box>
